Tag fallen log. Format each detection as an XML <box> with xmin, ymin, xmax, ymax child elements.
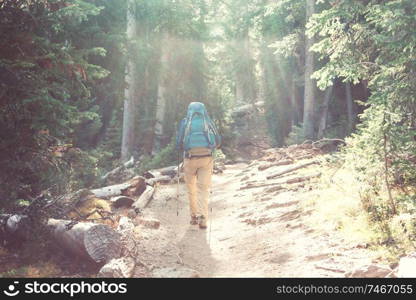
<box><xmin>51</xmin><ymin>189</ymin><xmax>95</xmax><ymax>215</ymax></box>
<box><xmin>239</xmin><ymin>173</ymin><xmax>321</xmax><ymax>191</ymax></box>
<box><xmin>123</xmin><ymin>156</ymin><xmax>135</xmax><ymax>168</ymax></box>
<box><xmin>117</xmin><ymin>216</ymin><xmax>137</xmax><ymax>256</ymax></box>
<box><xmin>47</xmin><ymin>219</ymin><xmax>122</xmax><ymax>264</ymax></box>
<box><xmin>312</xmin><ymin>138</ymin><xmax>346</xmax><ymax>147</ymax></box>
<box><xmin>101</xmin><ymin>157</ymin><xmax>136</xmax><ymax>184</ymax></box>
<box><xmin>91</xmin><ymin>176</ymin><xmax>146</xmax><ymax>199</ymax></box>
<box><xmin>97</xmin><ymin>257</ymin><xmax>135</xmax><ymax>278</ymax></box>
<box><xmin>258</xmin><ymin>159</ymin><xmax>293</xmax><ymax>171</ymax></box>
<box><xmin>239</xmin><ymin>182</ymin><xmax>283</xmax><ymax>190</ymax></box>
<box><xmin>66</xmin><ymin>197</ymin><xmax>112</xmax><ymax>223</ymax></box>
<box><xmin>263</xmin><ymin>148</ymin><xmax>278</xmax><ymax>154</ymax></box>
<box><xmin>158</xmin><ymin>166</ymin><xmax>178</xmax><ymax>177</ymax></box>
<box><xmin>285</xmin><ymin>172</ymin><xmax>321</xmax><ymax>184</ymax></box>
<box><xmin>144</xmin><ymin>166</ymin><xmax>178</xmax><ymax>179</ymax></box>
<box><xmin>132</xmin><ymin>186</ymin><xmax>155</xmax><ymax>211</ymax></box>
<box><xmin>264</xmin><ymin>185</ymin><xmax>285</xmax><ymax>194</ymax></box>
<box><xmin>266</xmin><ymin>161</ymin><xmax>318</xmax><ymax>180</ymax></box>
<box><xmin>121</xmin><ymin>176</ymin><xmax>147</xmax><ymax>197</ymax></box>
<box><xmin>146</xmin><ymin>175</ymin><xmax>172</xmax><ymax>186</ymax></box>
<box><xmin>101</xmin><ymin>165</ymin><xmax>124</xmax><ymax>182</ymax></box>
<box><xmin>91</xmin><ymin>182</ymin><xmax>133</xmax><ymax>198</ymax></box>
<box><xmin>296</xmin><ymin>154</ymin><xmax>314</xmax><ymax>161</ymax></box>
<box><xmin>143</xmin><ymin>170</ymin><xmax>158</xmax><ymax>179</ymax></box>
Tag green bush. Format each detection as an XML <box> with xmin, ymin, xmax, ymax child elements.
<box><xmin>284</xmin><ymin>125</ymin><xmax>307</xmax><ymax>145</ymax></box>
<box><xmin>138</xmin><ymin>142</ymin><xmax>178</xmax><ymax>174</ymax></box>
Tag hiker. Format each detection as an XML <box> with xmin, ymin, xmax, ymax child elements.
<box><xmin>176</xmin><ymin>102</ymin><xmax>221</xmax><ymax>229</ymax></box>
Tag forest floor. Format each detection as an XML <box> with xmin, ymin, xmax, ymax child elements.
<box><xmin>133</xmin><ymin>149</ymin><xmax>387</xmax><ymax>277</ymax></box>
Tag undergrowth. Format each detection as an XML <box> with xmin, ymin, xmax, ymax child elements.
<box><xmin>299</xmin><ymin>153</ymin><xmax>416</xmax><ymax>264</ymax></box>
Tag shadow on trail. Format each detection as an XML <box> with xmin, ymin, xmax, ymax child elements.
<box><xmin>177</xmin><ymin>224</ymin><xmax>218</xmax><ymax>277</ymax></box>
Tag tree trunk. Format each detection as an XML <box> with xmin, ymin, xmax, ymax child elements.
<box><xmin>121</xmin><ymin>0</ymin><xmax>138</xmax><ymax>162</ymax></box>
<box><xmin>234</xmin><ymin>33</ymin><xmax>246</xmax><ymax>105</ymax></box>
<box><xmin>345</xmin><ymin>81</ymin><xmax>354</xmax><ymax>133</ymax></box>
<box><xmin>317</xmin><ymin>85</ymin><xmax>334</xmax><ymax>139</ymax></box>
<box><xmin>291</xmin><ymin>73</ymin><xmax>300</xmax><ymax>126</ymax></box>
<box><xmin>259</xmin><ymin>40</ymin><xmax>291</xmax><ymax>145</ymax></box>
<box><xmin>303</xmin><ymin>0</ymin><xmax>316</xmax><ymax>139</ymax></box>
<box><xmin>47</xmin><ymin>219</ymin><xmax>122</xmax><ymax>264</ymax></box>
<box><xmin>152</xmin><ymin>33</ymin><xmax>169</xmax><ymax>155</ymax></box>
<box><xmin>235</xmin><ymin>73</ymin><xmax>245</xmax><ymax>105</ymax></box>
<box><xmin>235</xmin><ymin>27</ymin><xmax>256</xmax><ymax>105</ymax></box>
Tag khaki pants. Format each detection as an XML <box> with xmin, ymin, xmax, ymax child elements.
<box><xmin>183</xmin><ymin>156</ymin><xmax>214</xmax><ymax>220</ymax></box>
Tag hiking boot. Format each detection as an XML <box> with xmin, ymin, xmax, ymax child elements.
<box><xmin>190</xmin><ymin>215</ymin><xmax>198</xmax><ymax>225</ymax></box>
<box><xmin>199</xmin><ymin>216</ymin><xmax>207</xmax><ymax>229</ymax></box>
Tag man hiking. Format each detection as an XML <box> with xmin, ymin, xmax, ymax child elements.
<box><xmin>176</xmin><ymin>102</ymin><xmax>221</xmax><ymax>229</ymax></box>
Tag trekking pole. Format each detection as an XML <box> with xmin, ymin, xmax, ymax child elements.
<box><xmin>209</xmin><ymin>206</ymin><xmax>213</xmax><ymax>246</ymax></box>
<box><xmin>176</xmin><ymin>151</ymin><xmax>180</xmax><ymax>216</ymax></box>
<box><xmin>208</xmin><ymin>157</ymin><xmax>215</xmax><ymax>246</ymax></box>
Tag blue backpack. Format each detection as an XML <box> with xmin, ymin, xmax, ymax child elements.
<box><xmin>176</xmin><ymin>102</ymin><xmax>221</xmax><ymax>152</ymax></box>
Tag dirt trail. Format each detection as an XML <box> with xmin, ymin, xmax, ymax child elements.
<box><xmin>134</xmin><ymin>160</ymin><xmax>375</xmax><ymax>277</ymax></box>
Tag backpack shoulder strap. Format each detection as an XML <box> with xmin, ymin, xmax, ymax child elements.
<box><xmin>183</xmin><ymin>112</ymin><xmax>196</xmax><ymax>146</ymax></box>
